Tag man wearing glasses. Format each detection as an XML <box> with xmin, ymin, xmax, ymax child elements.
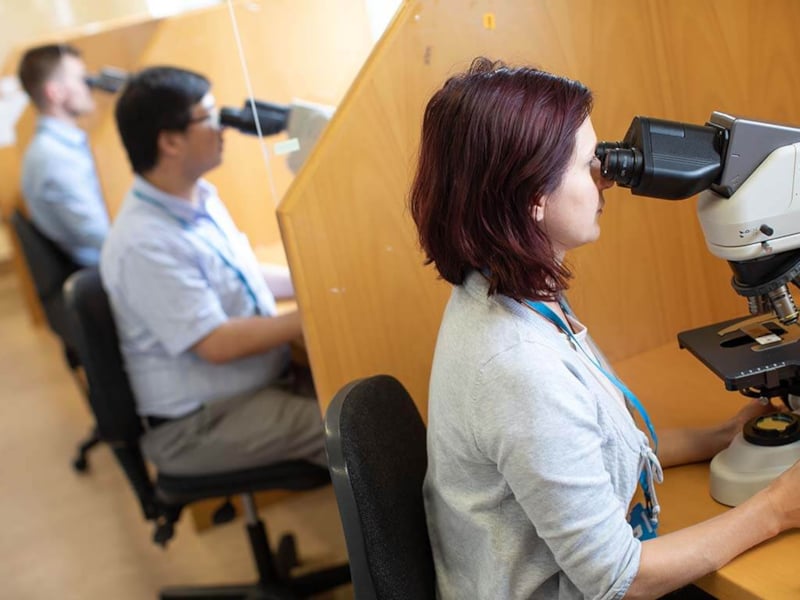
<box><xmin>100</xmin><ymin>66</ymin><xmax>325</xmax><ymax>476</ymax></box>
<box><xmin>18</xmin><ymin>44</ymin><xmax>109</xmax><ymax>266</ymax></box>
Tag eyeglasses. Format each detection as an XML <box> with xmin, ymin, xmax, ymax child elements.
<box><xmin>187</xmin><ymin>106</ymin><xmax>221</xmax><ymax>130</ymax></box>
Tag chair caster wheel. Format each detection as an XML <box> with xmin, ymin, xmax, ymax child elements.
<box><xmin>212</xmin><ymin>498</ymin><xmax>237</xmax><ymax>524</ymax></box>
<box><xmin>72</xmin><ymin>456</ymin><xmax>89</xmax><ymax>472</ymax></box>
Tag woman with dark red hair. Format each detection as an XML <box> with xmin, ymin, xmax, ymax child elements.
<box><xmin>411</xmin><ymin>57</ymin><xmax>800</xmax><ymax>600</ymax></box>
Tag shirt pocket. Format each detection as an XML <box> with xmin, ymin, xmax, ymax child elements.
<box><xmin>193</xmin><ymin>238</ymin><xmax>253</xmax><ymax>316</ymax></box>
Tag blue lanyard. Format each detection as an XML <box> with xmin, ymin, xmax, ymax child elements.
<box><xmin>524</xmin><ymin>299</ymin><xmax>660</xmax><ymax>524</ymax></box>
<box><xmin>524</xmin><ymin>299</ymin><xmax>658</xmax><ymax>450</ymax></box>
<box><xmin>134</xmin><ymin>189</ymin><xmax>262</xmax><ymax>315</ymax></box>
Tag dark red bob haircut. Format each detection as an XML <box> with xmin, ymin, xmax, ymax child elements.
<box><xmin>409</xmin><ymin>57</ymin><xmax>593</xmax><ymax>301</ymax></box>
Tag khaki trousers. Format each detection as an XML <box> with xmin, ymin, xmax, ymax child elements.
<box><xmin>140</xmin><ymin>384</ymin><xmax>326</xmax><ymax>476</ymax></box>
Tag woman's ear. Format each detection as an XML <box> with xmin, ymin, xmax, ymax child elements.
<box><xmin>532</xmin><ymin>198</ymin><xmax>546</xmax><ymax>222</ymax></box>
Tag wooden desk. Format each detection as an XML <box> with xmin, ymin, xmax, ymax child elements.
<box><xmin>613</xmin><ymin>343</ymin><xmax>800</xmax><ymax>599</ymax></box>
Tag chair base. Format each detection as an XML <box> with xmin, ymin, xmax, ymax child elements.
<box><xmin>155</xmin><ymin>495</ymin><xmax>350</xmax><ymax>599</ymax></box>
<box><xmin>160</xmin><ymin>564</ymin><xmax>351</xmax><ymax>600</ymax></box>
<box><xmin>161</xmin><ymin>582</ymin><xmax>290</xmax><ymax>600</ymax></box>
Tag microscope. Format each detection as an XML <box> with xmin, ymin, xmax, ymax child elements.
<box><xmin>82</xmin><ymin>68</ymin><xmax>292</xmax><ymax>137</ymax></box>
<box><xmin>219</xmin><ymin>98</ymin><xmax>334</xmax><ymax>174</ymax></box>
<box><xmin>597</xmin><ymin>112</ymin><xmax>800</xmax><ymax>506</ymax></box>
<box><xmin>219</xmin><ymin>100</ymin><xmax>289</xmax><ymax>136</ymax></box>
<box><xmin>85</xmin><ymin>67</ymin><xmax>128</xmax><ymax>93</ymax></box>
<box><xmin>83</xmin><ymin>66</ymin><xmax>330</xmax><ymax>174</ymax></box>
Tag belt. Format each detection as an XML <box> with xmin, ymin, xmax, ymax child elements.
<box><xmin>144</xmin><ymin>406</ymin><xmax>203</xmax><ymax>429</ymax></box>
<box><xmin>145</xmin><ymin>415</ymin><xmax>174</xmax><ymax>429</ymax></box>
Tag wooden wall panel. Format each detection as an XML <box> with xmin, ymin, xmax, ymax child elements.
<box><xmin>279</xmin><ymin>0</ymin><xmax>800</xmax><ymax>417</ymax></box>
<box><xmin>4</xmin><ymin>1</ymin><xmax>372</xmax><ymax>243</ymax></box>
<box><xmin>0</xmin><ymin>0</ymin><xmax>151</xmax><ymax>73</ymax></box>
<box><xmin>89</xmin><ymin>0</ymin><xmax>373</xmax><ymax>250</ymax></box>
<box><xmin>2</xmin><ymin>16</ymin><xmax>161</xmax><ymax>323</ymax></box>
<box><xmin>4</xmin><ymin>0</ymin><xmax>374</xmax><ymax>320</ymax></box>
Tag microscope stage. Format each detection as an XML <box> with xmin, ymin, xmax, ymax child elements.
<box><xmin>678</xmin><ymin>315</ymin><xmax>800</xmax><ymax>392</ymax></box>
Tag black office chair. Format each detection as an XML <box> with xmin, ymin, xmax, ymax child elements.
<box><xmin>324</xmin><ymin>375</ymin><xmax>436</xmax><ymax>600</ymax></box>
<box><xmin>9</xmin><ymin>208</ymin><xmax>100</xmax><ymax>472</ymax></box>
<box><xmin>64</xmin><ymin>267</ymin><xmax>350</xmax><ymax>599</ymax></box>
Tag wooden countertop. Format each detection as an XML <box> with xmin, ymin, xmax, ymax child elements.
<box><xmin>613</xmin><ymin>343</ymin><xmax>800</xmax><ymax>599</ymax></box>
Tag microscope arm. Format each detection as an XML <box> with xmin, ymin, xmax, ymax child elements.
<box><xmin>698</xmin><ymin>141</ymin><xmax>800</xmax><ymax>262</ymax></box>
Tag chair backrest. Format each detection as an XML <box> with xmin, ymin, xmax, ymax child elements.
<box><xmin>10</xmin><ymin>209</ymin><xmax>80</xmax><ymax>343</ymax></box>
<box><xmin>324</xmin><ymin>375</ymin><xmax>436</xmax><ymax>600</ymax></box>
<box><xmin>64</xmin><ymin>267</ymin><xmax>157</xmax><ymax>518</ymax></box>
<box><xmin>63</xmin><ymin>267</ymin><xmax>141</xmax><ymax>442</ymax></box>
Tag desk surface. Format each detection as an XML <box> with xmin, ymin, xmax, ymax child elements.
<box><xmin>613</xmin><ymin>343</ymin><xmax>800</xmax><ymax>599</ymax></box>
<box><xmin>254</xmin><ymin>241</ymin><xmax>289</xmax><ymax>267</ymax></box>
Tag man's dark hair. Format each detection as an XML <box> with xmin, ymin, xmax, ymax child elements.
<box><xmin>409</xmin><ymin>57</ymin><xmax>593</xmax><ymax>301</ymax></box>
<box><xmin>18</xmin><ymin>44</ymin><xmax>81</xmax><ymax>109</ymax></box>
<box><xmin>115</xmin><ymin>66</ymin><xmax>210</xmax><ymax>174</ymax></box>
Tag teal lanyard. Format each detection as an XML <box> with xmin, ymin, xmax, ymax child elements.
<box><xmin>524</xmin><ymin>299</ymin><xmax>659</xmax><ymax>521</ymax></box>
<box><xmin>134</xmin><ymin>189</ymin><xmax>262</xmax><ymax>315</ymax></box>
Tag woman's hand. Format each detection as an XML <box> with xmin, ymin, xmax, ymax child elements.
<box><xmin>731</xmin><ymin>397</ymin><xmax>782</xmax><ymax>429</ymax></box>
<box><xmin>765</xmin><ymin>458</ymin><xmax>800</xmax><ymax>531</ymax></box>
<box><xmin>657</xmin><ymin>398</ymin><xmax>779</xmax><ymax>469</ymax></box>
<box><xmin>720</xmin><ymin>397</ymin><xmax>789</xmax><ymax>448</ymax></box>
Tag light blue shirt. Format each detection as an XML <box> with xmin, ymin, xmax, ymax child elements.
<box><xmin>21</xmin><ymin>116</ymin><xmax>109</xmax><ymax>266</ymax></box>
<box><xmin>100</xmin><ymin>176</ymin><xmax>289</xmax><ymax>417</ymax></box>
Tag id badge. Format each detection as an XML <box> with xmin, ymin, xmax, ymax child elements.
<box><xmin>629</xmin><ymin>502</ymin><xmax>658</xmax><ymax>540</ymax></box>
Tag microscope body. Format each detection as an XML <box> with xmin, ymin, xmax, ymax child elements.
<box><xmin>600</xmin><ymin>111</ymin><xmax>800</xmax><ymax>330</ymax></box>
<box><xmin>698</xmin><ymin>113</ymin><xmax>800</xmax><ymax>324</ymax></box>
<box><xmin>599</xmin><ymin>112</ymin><xmax>800</xmax><ymax>506</ymax></box>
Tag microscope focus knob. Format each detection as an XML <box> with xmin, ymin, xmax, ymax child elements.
<box><xmin>759</xmin><ymin>224</ymin><xmax>775</xmax><ymax>236</ymax></box>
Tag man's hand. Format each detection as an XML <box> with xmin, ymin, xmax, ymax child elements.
<box><xmin>192</xmin><ymin>311</ymin><xmax>302</xmax><ymax>364</ymax></box>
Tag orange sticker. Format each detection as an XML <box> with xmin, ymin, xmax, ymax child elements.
<box><xmin>483</xmin><ymin>13</ymin><xmax>496</xmax><ymax>30</ymax></box>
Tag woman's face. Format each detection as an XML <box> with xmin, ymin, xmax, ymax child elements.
<box><xmin>537</xmin><ymin>117</ymin><xmax>613</xmax><ymax>257</ymax></box>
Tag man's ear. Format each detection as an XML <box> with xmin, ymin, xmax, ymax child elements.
<box><xmin>41</xmin><ymin>80</ymin><xmax>62</xmax><ymax>107</ymax></box>
<box><xmin>157</xmin><ymin>129</ymin><xmax>184</xmax><ymax>159</ymax></box>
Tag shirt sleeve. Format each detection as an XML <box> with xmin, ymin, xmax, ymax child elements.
<box><xmin>471</xmin><ymin>345</ymin><xmax>641</xmax><ymax>600</ymax></box>
<box><xmin>116</xmin><ymin>237</ymin><xmax>228</xmax><ymax>357</ymax></box>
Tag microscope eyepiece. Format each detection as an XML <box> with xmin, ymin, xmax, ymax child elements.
<box><xmin>598</xmin><ymin>146</ymin><xmax>644</xmax><ymax>188</ymax></box>
<box><xmin>594</xmin><ymin>141</ymin><xmax>622</xmax><ymax>161</ymax></box>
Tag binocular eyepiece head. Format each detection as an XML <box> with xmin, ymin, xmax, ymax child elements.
<box><xmin>595</xmin><ymin>117</ymin><xmax>724</xmax><ymax>200</ymax></box>
<box><xmin>84</xmin><ymin>67</ymin><xmax>128</xmax><ymax>93</ymax></box>
<box><xmin>219</xmin><ymin>100</ymin><xmax>290</xmax><ymax>136</ymax></box>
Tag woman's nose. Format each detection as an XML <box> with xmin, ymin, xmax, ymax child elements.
<box><xmin>596</xmin><ymin>175</ymin><xmax>615</xmax><ymax>191</ymax></box>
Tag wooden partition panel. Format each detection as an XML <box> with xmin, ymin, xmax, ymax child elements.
<box><xmin>279</xmin><ymin>0</ymin><xmax>800</xmax><ymax>417</ymax></box>
<box><xmin>88</xmin><ymin>0</ymin><xmax>373</xmax><ymax>248</ymax></box>
<box><xmin>2</xmin><ymin>0</ymin><xmax>375</xmax><ymax>530</ymax></box>
<box><xmin>3</xmin><ymin>0</ymin><xmax>374</xmax><ymax>320</ymax></box>
<box><xmin>3</xmin><ymin>0</ymin><xmax>372</xmax><ymax>241</ymax></box>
